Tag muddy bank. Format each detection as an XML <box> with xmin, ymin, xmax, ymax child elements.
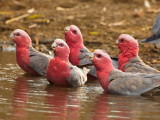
<box><xmin>0</xmin><ymin>0</ymin><xmax>160</xmax><ymax>69</ymax></box>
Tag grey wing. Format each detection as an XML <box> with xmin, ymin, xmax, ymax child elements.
<box><xmin>140</xmin><ymin>33</ymin><xmax>160</xmax><ymax>44</ymax></box>
<box><xmin>79</xmin><ymin>47</ymin><xmax>93</xmax><ymax>65</ymax></box>
<box><xmin>67</xmin><ymin>65</ymin><xmax>88</xmax><ymax>87</ymax></box>
<box><xmin>152</xmin><ymin>14</ymin><xmax>160</xmax><ymax>34</ymax></box>
<box><xmin>87</xmin><ymin>65</ymin><xmax>97</xmax><ymax>78</ymax></box>
<box><xmin>29</xmin><ymin>47</ymin><xmax>52</xmax><ymax>75</ymax></box>
<box><xmin>140</xmin><ymin>14</ymin><xmax>160</xmax><ymax>44</ymax></box>
<box><xmin>108</xmin><ymin>70</ymin><xmax>160</xmax><ymax>95</ymax></box>
<box><xmin>79</xmin><ymin>47</ymin><xmax>97</xmax><ymax>77</ymax></box>
<box><xmin>79</xmin><ymin>48</ymin><xmax>118</xmax><ymax>77</ymax></box>
<box><xmin>111</xmin><ymin>58</ymin><xmax>118</xmax><ymax>69</ymax></box>
<box><xmin>125</xmin><ymin>57</ymin><xmax>160</xmax><ymax>74</ymax></box>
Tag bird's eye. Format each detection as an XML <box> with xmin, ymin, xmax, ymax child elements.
<box><xmin>59</xmin><ymin>43</ymin><xmax>64</xmax><ymax>47</ymax></box>
<box><xmin>73</xmin><ymin>30</ymin><xmax>77</xmax><ymax>34</ymax></box>
<box><xmin>97</xmin><ymin>54</ymin><xmax>102</xmax><ymax>58</ymax></box>
<box><xmin>120</xmin><ymin>39</ymin><xmax>125</xmax><ymax>42</ymax></box>
<box><xmin>15</xmin><ymin>32</ymin><xmax>21</xmax><ymax>36</ymax></box>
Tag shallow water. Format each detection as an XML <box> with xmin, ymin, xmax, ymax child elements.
<box><xmin>0</xmin><ymin>52</ymin><xmax>160</xmax><ymax>120</ymax></box>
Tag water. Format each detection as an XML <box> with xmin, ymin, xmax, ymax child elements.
<box><xmin>0</xmin><ymin>51</ymin><xmax>160</xmax><ymax>120</ymax></box>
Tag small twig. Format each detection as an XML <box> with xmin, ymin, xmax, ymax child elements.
<box><xmin>5</xmin><ymin>14</ymin><xmax>29</xmax><ymax>24</ymax></box>
<box><xmin>13</xmin><ymin>0</ymin><xmax>26</xmax><ymax>7</ymax></box>
<box><xmin>56</xmin><ymin>6</ymin><xmax>78</xmax><ymax>11</ymax></box>
<box><xmin>108</xmin><ymin>20</ymin><xmax>126</xmax><ymax>27</ymax></box>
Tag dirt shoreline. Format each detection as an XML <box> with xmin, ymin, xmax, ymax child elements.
<box><xmin>0</xmin><ymin>0</ymin><xmax>160</xmax><ymax>69</ymax></box>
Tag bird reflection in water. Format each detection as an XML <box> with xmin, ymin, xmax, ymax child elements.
<box><xmin>92</xmin><ymin>93</ymin><xmax>134</xmax><ymax>120</ymax></box>
<box><xmin>45</xmin><ymin>86</ymin><xmax>81</xmax><ymax>120</ymax></box>
<box><xmin>92</xmin><ymin>93</ymin><xmax>109</xmax><ymax>120</ymax></box>
<box><xmin>12</xmin><ymin>74</ymin><xmax>30</xmax><ymax>120</ymax></box>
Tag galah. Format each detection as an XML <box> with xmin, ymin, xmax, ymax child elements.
<box><xmin>10</xmin><ymin>29</ymin><xmax>52</xmax><ymax>76</ymax></box>
<box><xmin>117</xmin><ymin>34</ymin><xmax>160</xmax><ymax>74</ymax></box>
<box><xmin>64</xmin><ymin>25</ymin><xmax>118</xmax><ymax>78</ymax></box>
<box><xmin>46</xmin><ymin>39</ymin><xmax>89</xmax><ymax>87</ymax></box>
<box><xmin>141</xmin><ymin>14</ymin><xmax>160</xmax><ymax>44</ymax></box>
<box><xmin>91</xmin><ymin>49</ymin><xmax>160</xmax><ymax>96</ymax></box>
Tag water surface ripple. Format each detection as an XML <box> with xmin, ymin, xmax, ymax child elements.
<box><xmin>0</xmin><ymin>52</ymin><xmax>160</xmax><ymax>120</ymax></box>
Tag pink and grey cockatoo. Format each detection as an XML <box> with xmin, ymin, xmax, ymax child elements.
<box><xmin>46</xmin><ymin>39</ymin><xmax>89</xmax><ymax>87</ymax></box>
<box><xmin>117</xmin><ymin>34</ymin><xmax>160</xmax><ymax>74</ymax></box>
<box><xmin>10</xmin><ymin>29</ymin><xmax>52</xmax><ymax>76</ymax></box>
<box><xmin>91</xmin><ymin>49</ymin><xmax>160</xmax><ymax>96</ymax></box>
<box><xmin>64</xmin><ymin>25</ymin><xmax>118</xmax><ymax>78</ymax></box>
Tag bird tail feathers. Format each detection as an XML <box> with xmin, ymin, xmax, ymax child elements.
<box><xmin>82</xmin><ymin>67</ymin><xmax>90</xmax><ymax>75</ymax></box>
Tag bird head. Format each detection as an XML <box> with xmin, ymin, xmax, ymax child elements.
<box><xmin>90</xmin><ymin>49</ymin><xmax>114</xmax><ymax>72</ymax></box>
<box><xmin>10</xmin><ymin>29</ymin><xmax>32</xmax><ymax>47</ymax></box>
<box><xmin>51</xmin><ymin>39</ymin><xmax>70</xmax><ymax>60</ymax></box>
<box><xmin>64</xmin><ymin>25</ymin><xmax>83</xmax><ymax>45</ymax></box>
<box><xmin>116</xmin><ymin>34</ymin><xmax>139</xmax><ymax>55</ymax></box>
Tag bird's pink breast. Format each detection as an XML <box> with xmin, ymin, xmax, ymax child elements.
<box><xmin>69</xmin><ymin>49</ymin><xmax>80</xmax><ymax>65</ymax></box>
<box><xmin>118</xmin><ymin>53</ymin><xmax>136</xmax><ymax>72</ymax></box>
<box><xmin>16</xmin><ymin>47</ymin><xmax>38</xmax><ymax>75</ymax></box>
<box><xmin>97</xmin><ymin>71</ymin><xmax>110</xmax><ymax>93</ymax></box>
<box><xmin>118</xmin><ymin>54</ymin><xmax>127</xmax><ymax>72</ymax></box>
<box><xmin>46</xmin><ymin>58</ymin><xmax>70</xmax><ymax>86</ymax></box>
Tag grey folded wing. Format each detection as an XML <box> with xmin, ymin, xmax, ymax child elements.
<box><xmin>125</xmin><ymin>56</ymin><xmax>160</xmax><ymax>74</ymax></box>
<box><xmin>79</xmin><ymin>47</ymin><xmax>97</xmax><ymax>77</ymax></box>
<box><xmin>111</xmin><ymin>57</ymin><xmax>118</xmax><ymax>69</ymax></box>
<box><xmin>108</xmin><ymin>69</ymin><xmax>160</xmax><ymax>95</ymax></box>
<box><xmin>140</xmin><ymin>33</ymin><xmax>160</xmax><ymax>44</ymax></box>
<box><xmin>67</xmin><ymin>65</ymin><xmax>88</xmax><ymax>87</ymax></box>
<box><xmin>29</xmin><ymin>47</ymin><xmax>52</xmax><ymax>75</ymax></box>
<box><xmin>79</xmin><ymin>47</ymin><xmax>93</xmax><ymax>65</ymax></box>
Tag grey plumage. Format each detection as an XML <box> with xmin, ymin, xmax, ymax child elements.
<box><xmin>141</xmin><ymin>14</ymin><xmax>160</xmax><ymax>44</ymax></box>
<box><xmin>67</xmin><ymin>65</ymin><xmax>89</xmax><ymax>87</ymax></box>
<box><xmin>79</xmin><ymin>47</ymin><xmax>97</xmax><ymax>77</ymax></box>
<box><xmin>108</xmin><ymin>69</ymin><xmax>160</xmax><ymax>95</ymax></box>
<box><xmin>79</xmin><ymin>47</ymin><xmax>92</xmax><ymax>65</ymax></box>
<box><xmin>124</xmin><ymin>56</ymin><xmax>160</xmax><ymax>74</ymax></box>
<box><xmin>111</xmin><ymin>58</ymin><xmax>118</xmax><ymax>68</ymax></box>
<box><xmin>29</xmin><ymin>47</ymin><xmax>52</xmax><ymax>75</ymax></box>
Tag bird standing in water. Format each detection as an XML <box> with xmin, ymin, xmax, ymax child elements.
<box><xmin>46</xmin><ymin>39</ymin><xmax>89</xmax><ymax>87</ymax></box>
<box><xmin>64</xmin><ymin>25</ymin><xmax>118</xmax><ymax>78</ymax></box>
<box><xmin>90</xmin><ymin>49</ymin><xmax>160</xmax><ymax>96</ymax></box>
<box><xmin>10</xmin><ymin>29</ymin><xmax>52</xmax><ymax>76</ymax></box>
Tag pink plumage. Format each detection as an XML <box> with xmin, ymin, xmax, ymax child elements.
<box><xmin>11</xmin><ymin>29</ymin><xmax>52</xmax><ymax>76</ymax></box>
<box><xmin>91</xmin><ymin>49</ymin><xmax>160</xmax><ymax>96</ymax></box>
<box><xmin>117</xmin><ymin>34</ymin><xmax>160</xmax><ymax>74</ymax></box>
<box><xmin>46</xmin><ymin>39</ymin><xmax>89</xmax><ymax>87</ymax></box>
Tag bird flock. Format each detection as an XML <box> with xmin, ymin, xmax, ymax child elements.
<box><xmin>10</xmin><ymin>23</ymin><xmax>160</xmax><ymax>96</ymax></box>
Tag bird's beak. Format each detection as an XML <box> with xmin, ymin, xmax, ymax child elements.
<box><xmin>116</xmin><ymin>39</ymin><xmax>119</xmax><ymax>45</ymax></box>
<box><xmin>10</xmin><ymin>33</ymin><xmax>14</xmax><ymax>39</ymax></box>
<box><xmin>88</xmin><ymin>53</ymin><xmax>94</xmax><ymax>60</ymax></box>
<box><xmin>51</xmin><ymin>42</ymin><xmax>57</xmax><ymax>49</ymax></box>
<box><xmin>64</xmin><ymin>26</ymin><xmax>70</xmax><ymax>33</ymax></box>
